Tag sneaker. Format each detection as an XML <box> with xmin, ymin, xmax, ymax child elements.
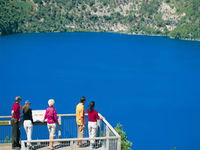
<box><xmin>90</xmin><ymin>145</ymin><xmax>95</xmax><ymax>149</ymax></box>
<box><xmin>16</xmin><ymin>144</ymin><xmax>21</xmax><ymax>148</ymax></box>
<box><xmin>27</xmin><ymin>145</ymin><xmax>33</xmax><ymax>150</ymax></box>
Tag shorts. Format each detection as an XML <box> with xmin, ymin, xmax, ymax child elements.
<box><xmin>47</xmin><ymin>123</ymin><xmax>56</xmax><ymax>137</ymax></box>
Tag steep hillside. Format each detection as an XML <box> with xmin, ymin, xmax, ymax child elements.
<box><xmin>0</xmin><ymin>0</ymin><xmax>199</xmax><ymax>40</ymax></box>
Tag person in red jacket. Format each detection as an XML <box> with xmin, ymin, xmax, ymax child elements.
<box><xmin>87</xmin><ymin>101</ymin><xmax>103</xmax><ymax>149</ymax></box>
<box><xmin>43</xmin><ymin>99</ymin><xmax>58</xmax><ymax>150</ymax></box>
<box><xmin>11</xmin><ymin>96</ymin><xmax>22</xmax><ymax>149</ymax></box>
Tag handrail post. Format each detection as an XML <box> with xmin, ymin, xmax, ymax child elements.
<box><xmin>58</xmin><ymin>116</ymin><xmax>62</xmax><ymax>138</ymax></box>
<box><xmin>70</xmin><ymin>140</ymin><xmax>73</xmax><ymax>148</ymax></box>
<box><xmin>117</xmin><ymin>136</ymin><xmax>121</xmax><ymax>150</ymax></box>
<box><xmin>106</xmin><ymin>126</ymin><xmax>109</xmax><ymax>150</ymax></box>
<box><xmin>97</xmin><ymin>119</ymin><xmax>101</xmax><ymax>137</ymax></box>
<box><xmin>21</xmin><ymin>141</ymin><xmax>26</xmax><ymax>150</ymax></box>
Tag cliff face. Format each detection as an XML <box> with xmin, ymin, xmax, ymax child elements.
<box><xmin>0</xmin><ymin>0</ymin><xmax>199</xmax><ymax>40</ymax></box>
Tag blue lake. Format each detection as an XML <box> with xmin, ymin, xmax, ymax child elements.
<box><xmin>0</xmin><ymin>32</ymin><xmax>200</xmax><ymax>150</ymax></box>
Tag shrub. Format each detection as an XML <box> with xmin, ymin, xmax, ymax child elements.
<box><xmin>115</xmin><ymin>124</ymin><xmax>132</xmax><ymax>150</ymax></box>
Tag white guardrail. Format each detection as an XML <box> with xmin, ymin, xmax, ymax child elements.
<box><xmin>0</xmin><ymin>114</ymin><xmax>121</xmax><ymax>150</ymax></box>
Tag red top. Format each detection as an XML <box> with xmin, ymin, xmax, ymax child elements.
<box><xmin>87</xmin><ymin>110</ymin><xmax>100</xmax><ymax>122</ymax></box>
<box><xmin>12</xmin><ymin>102</ymin><xmax>20</xmax><ymax>121</ymax></box>
<box><xmin>44</xmin><ymin>106</ymin><xmax>58</xmax><ymax>124</ymax></box>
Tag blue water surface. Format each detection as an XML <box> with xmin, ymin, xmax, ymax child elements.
<box><xmin>0</xmin><ymin>32</ymin><xmax>200</xmax><ymax>150</ymax></box>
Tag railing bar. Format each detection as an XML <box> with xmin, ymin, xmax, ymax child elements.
<box><xmin>57</xmin><ymin>114</ymin><xmax>76</xmax><ymax>117</ymax></box>
<box><xmin>0</xmin><ymin>114</ymin><xmax>90</xmax><ymax>119</ymax></box>
<box><xmin>0</xmin><ymin>116</ymin><xmax>11</xmax><ymax>119</ymax></box>
<box><xmin>99</xmin><ymin>113</ymin><xmax>121</xmax><ymax>138</ymax></box>
<box><xmin>22</xmin><ymin>136</ymin><xmax>119</xmax><ymax>143</ymax></box>
<box><xmin>0</xmin><ymin>114</ymin><xmax>78</xmax><ymax>118</ymax></box>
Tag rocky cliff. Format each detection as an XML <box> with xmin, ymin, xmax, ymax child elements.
<box><xmin>0</xmin><ymin>0</ymin><xmax>199</xmax><ymax>40</ymax></box>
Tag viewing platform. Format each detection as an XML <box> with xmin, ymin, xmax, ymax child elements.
<box><xmin>0</xmin><ymin>114</ymin><xmax>121</xmax><ymax>150</ymax></box>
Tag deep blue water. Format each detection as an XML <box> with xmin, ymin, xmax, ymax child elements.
<box><xmin>0</xmin><ymin>32</ymin><xmax>200</xmax><ymax>150</ymax></box>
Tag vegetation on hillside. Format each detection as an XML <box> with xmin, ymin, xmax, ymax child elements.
<box><xmin>115</xmin><ymin>124</ymin><xmax>132</xmax><ymax>150</ymax></box>
<box><xmin>0</xmin><ymin>0</ymin><xmax>199</xmax><ymax>40</ymax></box>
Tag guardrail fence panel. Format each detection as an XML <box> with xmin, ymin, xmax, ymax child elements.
<box><xmin>0</xmin><ymin>114</ymin><xmax>121</xmax><ymax>150</ymax></box>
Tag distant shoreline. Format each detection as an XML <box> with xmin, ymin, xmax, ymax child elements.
<box><xmin>0</xmin><ymin>30</ymin><xmax>200</xmax><ymax>42</ymax></box>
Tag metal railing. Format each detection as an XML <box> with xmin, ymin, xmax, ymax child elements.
<box><xmin>0</xmin><ymin>114</ymin><xmax>121</xmax><ymax>150</ymax></box>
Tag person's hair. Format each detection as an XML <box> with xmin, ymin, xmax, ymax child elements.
<box><xmin>15</xmin><ymin>96</ymin><xmax>21</xmax><ymax>102</ymax></box>
<box><xmin>88</xmin><ymin>101</ymin><xmax>95</xmax><ymax>112</ymax></box>
<box><xmin>80</xmin><ymin>96</ymin><xmax>86</xmax><ymax>103</ymax></box>
<box><xmin>22</xmin><ymin>103</ymin><xmax>30</xmax><ymax>113</ymax></box>
<box><xmin>48</xmin><ymin>99</ymin><xmax>55</xmax><ymax>106</ymax></box>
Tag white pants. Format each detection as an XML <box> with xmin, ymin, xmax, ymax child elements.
<box><xmin>88</xmin><ymin>122</ymin><xmax>97</xmax><ymax>145</ymax></box>
<box><xmin>23</xmin><ymin>120</ymin><xmax>33</xmax><ymax>146</ymax></box>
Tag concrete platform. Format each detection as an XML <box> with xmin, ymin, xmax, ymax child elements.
<box><xmin>0</xmin><ymin>143</ymin><xmax>104</xmax><ymax>150</ymax></box>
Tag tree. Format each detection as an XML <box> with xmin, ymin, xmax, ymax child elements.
<box><xmin>0</xmin><ymin>0</ymin><xmax>34</xmax><ymax>34</ymax></box>
<box><xmin>115</xmin><ymin>124</ymin><xmax>132</xmax><ymax>150</ymax></box>
<box><xmin>89</xmin><ymin>0</ymin><xmax>95</xmax><ymax>7</ymax></box>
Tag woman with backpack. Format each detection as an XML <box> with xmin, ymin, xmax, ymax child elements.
<box><xmin>43</xmin><ymin>99</ymin><xmax>58</xmax><ymax>150</ymax></box>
